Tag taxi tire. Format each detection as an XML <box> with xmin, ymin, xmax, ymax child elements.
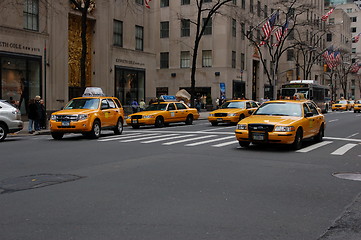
<box><xmin>89</xmin><ymin>120</ymin><xmax>101</xmax><ymax>139</ymax></box>
<box><xmin>185</xmin><ymin>115</ymin><xmax>193</xmax><ymax>125</ymax></box>
<box><xmin>239</xmin><ymin>141</ymin><xmax>250</xmax><ymax>147</ymax></box>
<box><xmin>292</xmin><ymin>129</ymin><xmax>303</xmax><ymax>150</ymax></box>
<box><xmin>114</xmin><ymin>118</ymin><xmax>123</xmax><ymax>135</ymax></box>
<box><xmin>155</xmin><ymin>116</ymin><xmax>164</xmax><ymax>128</ymax></box>
<box><xmin>314</xmin><ymin>125</ymin><xmax>324</xmax><ymax>142</ymax></box>
<box><xmin>0</xmin><ymin>123</ymin><xmax>8</xmax><ymax>142</ymax></box>
<box><xmin>51</xmin><ymin>132</ymin><xmax>64</xmax><ymax>140</ymax></box>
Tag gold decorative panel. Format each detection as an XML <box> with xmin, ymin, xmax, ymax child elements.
<box><xmin>68</xmin><ymin>14</ymin><xmax>93</xmax><ymax>87</ymax></box>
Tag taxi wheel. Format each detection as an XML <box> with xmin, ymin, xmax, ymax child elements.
<box><xmin>155</xmin><ymin>116</ymin><xmax>164</xmax><ymax>128</ymax></box>
<box><xmin>211</xmin><ymin>122</ymin><xmax>218</xmax><ymax>126</ymax></box>
<box><xmin>314</xmin><ymin>125</ymin><xmax>324</xmax><ymax>142</ymax></box>
<box><xmin>89</xmin><ymin>120</ymin><xmax>101</xmax><ymax>139</ymax></box>
<box><xmin>0</xmin><ymin>123</ymin><xmax>8</xmax><ymax>142</ymax></box>
<box><xmin>292</xmin><ymin>129</ymin><xmax>303</xmax><ymax>150</ymax></box>
<box><xmin>114</xmin><ymin>118</ymin><xmax>123</xmax><ymax>135</ymax></box>
<box><xmin>51</xmin><ymin>132</ymin><xmax>64</xmax><ymax>140</ymax></box>
<box><xmin>185</xmin><ymin>115</ymin><xmax>193</xmax><ymax>125</ymax></box>
<box><xmin>239</xmin><ymin>141</ymin><xmax>250</xmax><ymax>148</ymax></box>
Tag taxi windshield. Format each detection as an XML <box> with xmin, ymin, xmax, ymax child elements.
<box><xmin>335</xmin><ymin>100</ymin><xmax>348</xmax><ymax>104</ymax></box>
<box><xmin>64</xmin><ymin>98</ymin><xmax>100</xmax><ymax>110</ymax></box>
<box><xmin>146</xmin><ymin>103</ymin><xmax>168</xmax><ymax>111</ymax></box>
<box><xmin>220</xmin><ymin>101</ymin><xmax>245</xmax><ymax>109</ymax></box>
<box><xmin>356</xmin><ymin>100</ymin><xmax>361</xmax><ymax>104</ymax></box>
<box><xmin>254</xmin><ymin>102</ymin><xmax>302</xmax><ymax>117</ymax></box>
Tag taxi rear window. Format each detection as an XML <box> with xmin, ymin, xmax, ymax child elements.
<box><xmin>64</xmin><ymin>98</ymin><xmax>100</xmax><ymax>110</ymax></box>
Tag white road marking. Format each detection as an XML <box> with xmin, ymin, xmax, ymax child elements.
<box><xmin>212</xmin><ymin>140</ymin><xmax>239</xmax><ymax>147</ymax></box>
<box><xmin>163</xmin><ymin>135</ymin><xmax>216</xmax><ymax>145</ymax></box>
<box><xmin>98</xmin><ymin>133</ymin><xmax>158</xmax><ymax>142</ymax></box>
<box><xmin>328</xmin><ymin>119</ymin><xmax>339</xmax><ymax>122</ymax></box>
<box><xmin>331</xmin><ymin>144</ymin><xmax>358</xmax><ymax>155</ymax></box>
<box><xmin>199</xmin><ymin>126</ymin><xmax>236</xmax><ymax>132</ymax></box>
<box><xmin>346</xmin><ymin>133</ymin><xmax>359</xmax><ymax>138</ymax></box>
<box><xmin>100</xmin><ymin>133</ymin><xmax>143</xmax><ymax>140</ymax></box>
<box><xmin>324</xmin><ymin>137</ymin><xmax>361</xmax><ymax>143</ymax></box>
<box><xmin>141</xmin><ymin>134</ymin><xmax>196</xmax><ymax>143</ymax></box>
<box><xmin>185</xmin><ymin>136</ymin><xmax>235</xmax><ymax>146</ymax></box>
<box><xmin>120</xmin><ymin>134</ymin><xmax>179</xmax><ymax>143</ymax></box>
<box><xmin>296</xmin><ymin>141</ymin><xmax>333</xmax><ymax>153</ymax></box>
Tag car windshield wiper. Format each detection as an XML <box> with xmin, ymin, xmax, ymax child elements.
<box><xmin>270</xmin><ymin>114</ymin><xmax>290</xmax><ymax>116</ymax></box>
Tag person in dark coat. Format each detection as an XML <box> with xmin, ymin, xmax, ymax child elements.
<box><xmin>28</xmin><ymin>98</ymin><xmax>38</xmax><ymax>134</ymax></box>
<box><xmin>39</xmin><ymin>99</ymin><xmax>47</xmax><ymax>129</ymax></box>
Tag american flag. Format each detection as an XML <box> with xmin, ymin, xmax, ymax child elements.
<box><xmin>273</xmin><ymin>20</ymin><xmax>289</xmax><ymax>46</ymax></box>
<box><xmin>145</xmin><ymin>0</ymin><xmax>152</xmax><ymax>8</ymax></box>
<box><xmin>352</xmin><ymin>33</ymin><xmax>360</xmax><ymax>43</ymax></box>
<box><xmin>322</xmin><ymin>49</ymin><xmax>340</xmax><ymax>69</ymax></box>
<box><xmin>321</xmin><ymin>8</ymin><xmax>334</xmax><ymax>21</ymax></box>
<box><xmin>350</xmin><ymin>62</ymin><xmax>361</xmax><ymax>73</ymax></box>
<box><xmin>261</xmin><ymin>11</ymin><xmax>279</xmax><ymax>41</ymax></box>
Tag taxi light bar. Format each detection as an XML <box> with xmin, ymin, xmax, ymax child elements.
<box><xmin>83</xmin><ymin>87</ymin><xmax>105</xmax><ymax>97</ymax></box>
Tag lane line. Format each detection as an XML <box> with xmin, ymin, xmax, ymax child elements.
<box><xmin>120</xmin><ymin>134</ymin><xmax>179</xmax><ymax>143</ymax></box>
<box><xmin>328</xmin><ymin>119</ymin><xmax>339</xmax><ymax>122</ymax></box>
<box><xmin>199</xmin><ymin>126</ymin><xmax>236</xmax><ymax>132</ymax></box>
<box><xmin>100</xmin><ymin>133</ymin><xmax>143</xmax><ymax>140</ymax></box>
<box><xmin>331</xmin><ymin>143</ymin><xmax>358</xmax><ymax>155</ymax></box>
<box><xmin>185</xmin><ymin>136</ymin><xmax>235</xmax><ymax>146</ymax></box>
<box><xmin>98</xmin><ymin>133</ymin><xmax>158</xmax><ymax>142</ymax></box>
<box><xmin>212</xmin><ymin>140</ymin><xmax>239</xmax><ymax>147</ymax></box>
<box><xmin>296</xmin><ymin>141</ymin><xmax>333</xmax><ymax>153</ymax></box>
<box><xmin>163</xmin><ymin>135</ymin><xmax>216</xmax><ymax>145</ymax></box>
<box><xmin>346</xmin><ymin>133</ymin><xmax>359</xmax><ymax>138</ymax></box>
<box><xmin>324</xmin><ymin>137</ymin><xmax>361</xmax><ymax>143</ymax></box>
<box><xmin>141</xmin><ymin>134</ymin><xmax>196</xmax><ymax>143</ymax></box>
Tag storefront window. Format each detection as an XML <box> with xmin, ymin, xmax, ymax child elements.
<box><xmin>115</xmin><ymin>67</ymin><xmax>145</xmax><ymax>106</ymax></box>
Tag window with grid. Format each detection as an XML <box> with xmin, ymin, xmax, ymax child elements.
<box><xmin>180</xmin><ymin>51</ymin><xmax>190</xmax><ymax>68</ymax></box>
<box><xmin>232</xmin><ymin>51</ymin><xmax>236</xmax><ymax>68</ymax></box>
<box><xmin>114</xmin><ymin>20</ymin><xmax>123</xmax><ymax>46</ymax></box>
<box><xmin>181</xmin><ymin>19</ymin><xmax>190</xmax><ymax>37</ymax></box>
<box><xmin>264</xmin><ymin>5</ymin><xmax>268</xmax><ymax>18</ymax></box>
<box><xmin>351</xmin><ymin>27</ymin><xmax>357</xmax><ymax>33</ymax></box>
<box><xmin>135</xmin><ymin>25</ymin><xmax>144</xmax><ymax>51</ymax></box>
<box><xmin>135</xmin><ymin>0</ymin><xmax>143</xmax><ymax>5</ymax></box>
<box><xmin>241</xmin><ymin>53</ymin><xmax>245</xmax><ymax>70</ymax></box>
<box><xmin>257</xmin><ymin>1</ymin><xmax>261</xmax><ymax>17</ymax></box>
<box><xmin>181</xmin><ymin>0</ymin><xmax>190</xmax><ymax>5</ymax></box>
<box><xmin>203</xmin><ymin>18</ymin><xmax>212</xmax><ymax>35</ymax></box>
<box><xmin>160</xmin><ymin>21</ymin><xmax>169</xmax><ymax>38</ymax></box>
<box><xmin>233</xmin><ymin>0</ymin><xmax>237</xmax><ymax>4</ymax></box>
<box><xmin>241</xmin><ymin>0</ymin><xmax>245</xmax><ymax>9</ymax></box>
<box><xmin>287</xmin><ymin>49</ymin><xmax>294</xmax><ymax>61</ymax></box>
<box><xmin>160</xmin><ymin>52</ymin><xmax>169</xmax><ymax>68</ymax></box>
<box><xmin>326</xmin><ymin>33</ymin><xmax>332</xmax><ymax>42</ymax></box>
<box><xmin>202</xmin><ymin>50</ymin><xmax>212</xmax><ymax>67</ymax></box>
<box><xmin>250</xmin><ymin>0</ymin><xmax>254</xmax><ymax>13</ymax></box>
<box><xmin>351</xmin><ymin>16</ymin><xmax>357</xmax><ymax>22</ymax></box>
<box><xmin>241</xmin><ymin>22</ymin><xmax>245</xmax><ymax>40</ymax></box>
<box><xmin>232</xmin><ymin>19</ymin><xmax>236</xmax><ymax>37</ymax></box>
<box><xmin>24</xmin><ymin>0</ymin><xmax>39</xmax><ymax>31</ymax></box>
<box><xmin>204</xmin><ymin>0</ymin><xmax>212</xmax><ymax>2</ymax></box>
<box><xmin>161</xmin><ymin>0</ymin><xmax>169</xmax><ymax>7</ymax></box>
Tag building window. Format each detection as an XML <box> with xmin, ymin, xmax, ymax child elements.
<box><xmin>329</xmin><ymin>18</ymin><xmax>334</xmax><ymax>24</ymax></box>
<box><xmin>352</xmin><ymin>48</ymin><xmax>356</xmax><ymax>53</ymax></box>
<box><xmin>203</xmin><ymin>18</ymin><xmax>212</xmax><ymax>35</ymax></box>
<box><xmin>287</xmin><ymin>49</ymin><xmax>294</xmax><ymax>61</ymax></box>
<box><xmin>326</xmin><ymin>33</ymin><xmax>332</xmax><ymax>42</ymax></box>
<box><xmin>241</xmin><ymin>22</ymin><xmax>245</xmax><ymax>40</ymax></box>
<box><xmin>181</xmin><ymin>19</ymin><xmax>190</xmax><ymax>37</ymax></box>
<box><xmin>135</xmin><ymin>0</ymin><xmax>143</xmax><ymax>5</ymax></box>
<box><xmin>160</xmin><ymin>0</ymin><xmax>169</xmax><ymax>7</ymax></box>
<box><xmin>24</xmin><ymin>0</ymin><xmax>39</xmax><ymax>31</ymax></box>
<box><xmin>232</xmin><ymin>51</ymin><xmax>236</xmax><ymax>68</ymax></box>
<box><xmin>180</xmin><ymin>51</ymin><xmax>190</xmax><ymax>68</ymax></box>
<box><xmin>135</xmin><ymin>25</ymin><xmax>144</xmax><ymax>51</ymax></box>
<box><xmin>250</xmin><ymin>0</ymin><xmax>254</xmax><ymax>13</ymax></box>
<box><xmin>181</xmin><ymin>0</ymin><xmax>190</xmax><ymax>5</ymax></box>
<box><xmin>232</xmin><ymin>19</ymin><xmax>236</xmax><ymax>37</ymax></box>
<box><xmin>204</xmin><ymin>0</ymin><xmax>212</xmax><ymax>2</ymax></box>
<box><xmin>160</xmin><ymin>21</ymin><xmax>169</xmax><ymax>38</ymax></box>
<box><xmin>233</xmin><ymin>0</ymin><xmax>237</xmax><ymax>4</ymax></box>
<box><xmin>264</xmin><ymin>5</ymin><xmax>268</xmax><ymax>18</ymax></box>
<box><xmin>241</xmin><ymin>53</ymin><xmax>245</xmax><ymax>70</ymax></box>
<box><xmin>351</xmin><ymin>27</ymin><xmax>357</xmax><ymax>33</ymax></box>
<box><xmin>351</xmin><ymin>16</ymin><xmax>357</xmax><ymax>22</ymax></box>
<box><xmin>160</xmin><ymin>52</ymin><xmax>169</xmax><ymax>68</ymax></box>
<box><xmin>113</xmin><ymin>20</ymin><xmax>123</xmax><ymax>46</ymax></box>
<box><xmin>257</xmin><ymin>1</ymin><xmax>261</xmax><ymax>17</ymax></box>
<box><xmin>241</xmin><ymin>0</ymin><xmax>245</xmax><ymax>9</ymax></box>
<box><xmin>202</xmin><ymin>50</ymin><xmax>212</xmax><ymax>67</ymax></box>
<box><xmin>346</xmin><ymin>8</ymin><xmax>352</xmax><ymax>13</ymax></box>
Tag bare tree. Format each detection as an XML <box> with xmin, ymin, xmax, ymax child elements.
<box><xmin>332</xmin><ymin>51</ymin><xmax>354</xmax><ymax>98</ymax></box>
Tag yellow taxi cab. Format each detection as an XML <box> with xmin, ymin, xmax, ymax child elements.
<box><xmin>208</xmin><ymin>100</ymin><xmax>259</xmax><ymax>126</ymax></box>
<box><xmin>349</xmin><ymin>100</ymin><xmax>355</xmax><ymax>110</ymax></box>
<box><xmin>235</xmin><ymin>100</ymin><xmax>325</xmax><ymax>150</ymax></box>
<box><xmin>49</xmin><ymin>88</ymin><xmax>124</xmax><ymax>140</ymax></box>
<box><xmin>332</xmin><ymin>99</ymin><xmax>350</xmax><ymax>111</ymax></box>
<box><xmin>126</xmin><ymin>101</ymin><xmax>199</xmax><ymax>128</ymax></box>
<box><xmin>354</xmin><ymin>100</ymin><xmax>361</xmax><ymax>113</ymax></box>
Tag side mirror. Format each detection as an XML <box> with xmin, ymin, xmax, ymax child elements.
<box><xmin>305</xmin><ymin>112</ymin><xmax>313</xmax><ymax>117</ymax></box>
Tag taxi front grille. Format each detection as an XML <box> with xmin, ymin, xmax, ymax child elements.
<box><xmin>55</xmin><ymin>115</ymin><xmax>78</xmax><ymax>122</ymax></box>
<box><xmin>215</xmin><ymin>113</ymin><xmax>227</xmax><ymax>117</ymax></box>
<box><xmin>248</xmin><ymin>124</ymin><xmax>274</xmax><ymax>132</ymax></box>
<box><xmin>131</xmin><ymin>115</ymin><xmax>143</xmax><ymax>119</ymax></box>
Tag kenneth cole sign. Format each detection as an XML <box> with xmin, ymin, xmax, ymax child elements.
<box><xmin>0</xmin><ymin>41</ymin><xmax>41</xmax><ymax>53</ymax></box>
<box><xmin>116</xmin><ymin>58</ymin><xmax>145</xmax><ymax>66</ymax></box>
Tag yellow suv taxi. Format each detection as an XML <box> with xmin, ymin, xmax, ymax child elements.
<box><xmin>235</xmin><ymin>100</ymin><xmax>325</xmax><ymax>150</ymax></box>
<box><xmin>332</xmin><ymin>99</ymin><xmax>351</xmax><ymax>111</ymax></box>
<box><xmin>50</xmin><ymin>96</ymin><xmax>124</xmax><ymax>140</ymax></box>
<box><xmin>126</xmin><ymin>101</ymin><xmax>199</xmax><ymax>128</ymax></box>
<box><xmin>208</xmin><ymin>100</ymin><xmax>259</xmax><ymax>125</ymax></box>
<box><xmin>354</xmin><ymin>100</ymin><xmax>361</xmax><ymax>113</ymax></box>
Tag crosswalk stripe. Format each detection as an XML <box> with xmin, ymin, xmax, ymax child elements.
<box><xmin>296</xmin><ymin>141</ymin><xmax>333</xmax><ymax>153</ymax></box>
<box><xmin>99</xmin><ymin>133</ymin><xmax>143</xmax><ymax>140</ymax></box>
<box><xmin>98</xmin><ymin>133</ymin><xmax>147</xmax><ymax>142</ymax></box>
<box><xmin>331</xmin><ymin>143</ymin><xmax>358</xmax><ymax>155</ymax></box>
<box><xmin>212</xmin><ymin>140</ymin><xmax>239</xmax><ymax>147</ymax></box>
<box><xmin>141</xmin><ymin>134</ymin><xmax>196</xmax><ymax>143</ymax></box>
<box><xmin>120</xmin><ymin>133</ymin><xmax>179</xmax><ymax>143</ymax></box>
<box><xmin>162</xmin><ymin>135</ymin><xmax>216</xmax><ymax>145</ymax></box>
<box><xmin>185</xmin><ymin>136</ymin><xmax>235</xmax><ymax>146</ymax></box>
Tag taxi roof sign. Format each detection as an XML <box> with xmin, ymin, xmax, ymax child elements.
<box><xmin>160</xmin><ymin>95</ymin><xmax>177</xmax><ymax>101</ymax></box>
<box><xmin>83</xmin><ymin>87</ymin><xmax>105</xmax><ymax>97</ymax></box>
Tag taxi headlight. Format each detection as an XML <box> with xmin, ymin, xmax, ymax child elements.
<box><xmin>274</xmin><ymin>126</ymin><xmax>295</xmax><ymax>132</ymax></box>
<box><xmin>237</xmin><ymin>124</ymin><xmax>247</xmax><ymax>130</ymax></box>
<box><xmin>51</xmin><ymin>115</ymin><xmax>57</xmax><ymax>121</ymax></box>
<box><xmin>143</xmin><ymin>115</ymin><xmax>155</xmax><ymax>118</ymax></box>
<box><xmin>209</xmin><ymin>113</ymin><xmax>214</xmax><ymax>117</ymax></box>
<box><xmin>77</xmin><ymin>114</ymin><xmax>88</xmax><ymax>121</ymax></box>
<box><xmin>228</xmin><ymin>113</ymin><xmax>238</xmax><ymax>117</ymax></box>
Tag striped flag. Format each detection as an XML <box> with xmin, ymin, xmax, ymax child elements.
<box><xmin>352</xmin><ymin>33</ymin><xmax>360</xmax><ymax>43</ymax></box>
<box><xmin>273</xmin><ymin>20</ymin><xmax>289</xmax><ymax>46</ymax></box>
<box><xmin>261</xmin><ymin>11</ymin><xmax>279</xmax><ymax>41</ymax></box>
<box><xmin>321</xmin><ymin>8</ymin><xmax>334</xmax><ymax>21</ymax></box>
<box><xmin>322</xmin><ymin>49</ymin><xmax>340</xmax><ymax>69</ymax></box>
<box><xmin>145</xmin><ymin>0</ymin><xmax>152</xmax><ymax>8</ymax></box>
<box><xmin>350</xmin><ymin>62</ymin><xmax>361</xmax><ymax>73</ymax></box>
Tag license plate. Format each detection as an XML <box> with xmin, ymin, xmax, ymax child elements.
<box><xmin>62</xmin><ymin>121</ymin><xmax>70</xmax><ymax>126</ymax></box>
<box><xmin>252</xmin><ymin>132</ymin><xmax>265</xmax><ymax>141</ymax></box>
<box><xmin>217</xmin><ymin>118</ymin><xmax>223</xmax><ymax>122</ymax></box>
<box><xmin>132</xmin><ymin>119</ymin><xmax>138</xmax><ymax>124</ymax></box>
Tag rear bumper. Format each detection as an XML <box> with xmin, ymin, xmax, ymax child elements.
<box><xmin>8</xmin><ymin>120</ymin><xmax>23</xmax><ymax>133</ymax></box>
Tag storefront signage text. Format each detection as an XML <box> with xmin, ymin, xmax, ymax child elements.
<box><xmin>116</xmin><ymin>58</ymin><xmax>145</xmax><ymax>66</ymax></box>
<box><xmin>0</xmin><ymin>41</ymin><xmax>41</xmax><ymax>52</ymax></box>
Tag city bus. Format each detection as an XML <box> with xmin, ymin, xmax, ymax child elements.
<box><xmin>280</xmin><ymin>80</ymin><xmax>330</xmax><ymax>113</ymax></box>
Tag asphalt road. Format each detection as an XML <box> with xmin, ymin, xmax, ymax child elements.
<box><xmin>1</xmin><ymin>111</ymin><xmax>361</xmax><ymax>240</ymax></box>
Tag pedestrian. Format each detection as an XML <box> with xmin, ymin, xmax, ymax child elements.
<box><xmin>139</xmin><ymin>99</ymin><xmax>146</xmax><ymax>111</ymax></box>
<box><xmin>215</xmin><ymin>98</ymin><xmax>220</xmax><ymax>109</ymax></box>
<box><xmin>131</xmin><ymin>99</ymin><xmax>139</xmax><ymax>113</ymax></box>
<box><xmin>39</xmin><ymin>99</ymin><xmax>47</xmax><ymax>129</ymax></box>
<box><xmin>28</xmin><ymin>98</ymin><xmax>40</xmax><ymax>134</ymax></box>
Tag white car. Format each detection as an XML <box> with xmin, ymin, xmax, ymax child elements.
<box><xmin>0</xmin><ymin>100</ymin><xmax>23</xmax><ymax>141</ymax></box>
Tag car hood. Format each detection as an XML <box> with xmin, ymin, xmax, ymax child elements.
<box><xmin>52</xmin><ymin>109</ymin><xmax>97</xmax><ymax>115</ymax></box>
<box><xmin>129</xmin><ymin>110</ymin><xmax>165</xmax><ymax>116</ymax></box>
<box><xmin>240</xmin><ymin>115</ymin><xmax>302</xmax><ymax>125</ymax></box>
<box><xmin>211</xmin><ymin>108</ymin><xmax>245</xmax><ymax>114</ymax></box>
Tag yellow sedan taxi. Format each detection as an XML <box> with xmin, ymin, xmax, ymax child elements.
<box><xmin>354</xmin><ymin>100</ymin><xmax>361</xmax><ymax>113</ymax></box>
<box><xmin>126</xmin><ymin>101</ymin><xmax>199</xmax><ymax>128</ymax></box>
<box><xmin>50</xmin><ymin>96</ymin><xmax>124</xmax><ymax>139</ymax></box>
<box><xmin>235</xmin><ymin>100</ymin><xmax>325</xmax><ymax>150</ymax></box>
<box><xmin>208</xmin><ymin>100</ymin><xmax>259</xmax><ymax>126</ymax></box>
<box><xmin>332</xmin><ymin>99</ymin><xmax>351</xmax><ymax>111</ymax></box>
